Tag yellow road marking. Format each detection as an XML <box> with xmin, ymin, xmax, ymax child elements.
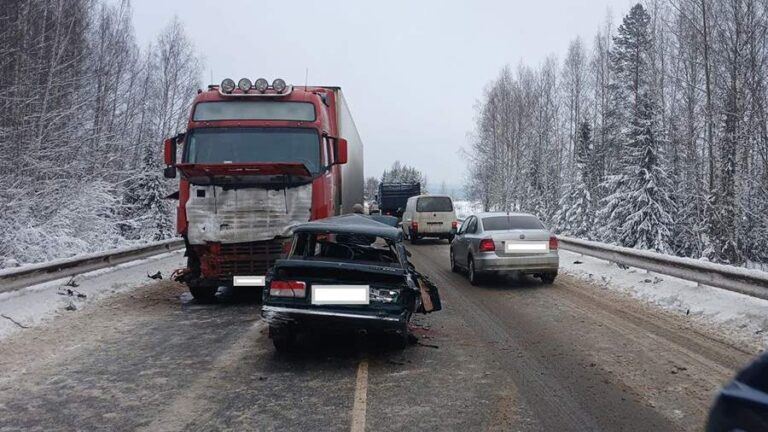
<box><xmin>350</xmin><ymin>358</ymin><xmax>369</xmax><ymax>432</ymax></box>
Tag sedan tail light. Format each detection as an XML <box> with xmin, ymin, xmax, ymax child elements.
<box><xmin>269</xmin><ymin>280</ymin><xmax>306</xmax><ymax>298</ymax></box>
<box><xmin>479</xmin><ymin>238</ymin><xmax>495</xmax><ymax>252</ymax></box>
<box><xmin>549</xmin><ymin>236</ymin><xmax>559</xmax><ymax>250</ymax></box>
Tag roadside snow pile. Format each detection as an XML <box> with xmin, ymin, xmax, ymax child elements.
<box><xmin>453</xmin><ymin>201</ymin><xmax>483</xmax><ymax>220</ymax></box>
<box><xmin>0</xmin><ymin>250</ymin><xmax>185</xmax><ymax>341</ymax></box>
<box><xmin>560</xmin><ymin>250</ymin><xmax>768</xmax><ymax>347</ymax></box>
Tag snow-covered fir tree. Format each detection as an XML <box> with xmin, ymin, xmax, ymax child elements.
<box><xmin>555</xmin><ymin>121</ymin><xmax>593</xmax><ymax>238</ymax></box>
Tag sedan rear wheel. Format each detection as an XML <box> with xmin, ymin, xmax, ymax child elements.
<box><xmin>450</xmin><ymin>248</ymin><xmax>459</xmax><ymax>273</ymax></box>
<box><xmin>270</xmin><ymin>325</ymin><xmax>297</xmax><ymax>353</ymax></box>
<box><xmin>468</xmin><ymin>257</ymin><xmax>480</xmax><ymax>286</ymax></box>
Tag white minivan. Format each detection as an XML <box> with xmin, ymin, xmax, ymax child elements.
<box><xmin>402</xmin><ymin>195</ymin><xmax>457</xmax><ymax>243</ymax></box>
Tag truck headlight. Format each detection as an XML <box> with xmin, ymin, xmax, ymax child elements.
<box><xmin>220</xmin><ymin>78</ymin><xmax>236</xmax><ymax>93</ymax></box>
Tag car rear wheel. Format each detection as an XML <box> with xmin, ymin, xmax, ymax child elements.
<box><xmin>540</xmin><ymin>272</ymin><xmax>557</xmax><ymax>285</ymax></box>
<box><xmin>189</xmin><ymin>285</ymin><xmax>217</xmax><ymax>303</ymax></box>
<box><xmin>468</xmin><ymin>257</ymin><xmax>481</xmax><ymax>286</ymax></box>
<box><xmin>269</xmin><ymin>325</ymin><xmax>297</xmax><ymax>353</ymax></box>
<box><xmin>450</xmin><ymin>248</ymin><xmax>460</xmax><ymax>273</ymax></box>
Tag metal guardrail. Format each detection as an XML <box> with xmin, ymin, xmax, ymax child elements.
<box><xmin>0</xmin><ymin>239</ymin><xmax>185</xmax><ymax>294</ymax></box>
<box><xmin>558</xmin><ymin>236</ymin><xmax>768</xmax><ymax>301</ymax></box>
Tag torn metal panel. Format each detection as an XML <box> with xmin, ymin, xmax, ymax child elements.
<box><xmin>186</xmin><ymin>183</ymin><xmax>312</xmax><ymax>245</ymax></box>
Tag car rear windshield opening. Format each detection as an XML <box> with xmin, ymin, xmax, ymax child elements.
<box><xmin>482</xmin><ymin>215</ymin><xmax>544</xmax><ymax>231</ymax></box>
<box><xmin>416</xmin><ymin>197</ymin><xmax>453</xmax><ymax>212</ymax></box>
<box><xmin>291</xmin><ymin>232</ymin><xmax>401</xmax><ymax>267</ymax></box>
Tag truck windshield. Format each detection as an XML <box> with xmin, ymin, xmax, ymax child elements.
<box><xmin>184</xmin><ymin>127</ymin><xmax>321</xmax><ymax>173</ymax></box>
<box><xmin>416</xmin><ymin>197</ymin><xmax>453</xmax><ymax>212</ymax></box>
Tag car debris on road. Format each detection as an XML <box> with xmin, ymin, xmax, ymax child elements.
<box><xmin>261</xmin><ymin>214</ymin><xmax>441</xmax><ymax>352</ymax></box>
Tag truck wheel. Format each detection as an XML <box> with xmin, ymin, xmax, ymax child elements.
<box><xmin>540</xmin><ymin>272</ymin><xmax>557</xmax><ymax>285</ymax></box>
<box><xmin>189</xmin><ymin>285</ymin><xmax>217</xmax><ymax>303</ymax></box>
<box><xmin>270</xmin><ymin>325</ymin><xmax>296</xmax><ymax>353</ymax></box>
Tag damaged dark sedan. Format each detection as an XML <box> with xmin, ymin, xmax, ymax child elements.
<box><xmin>261</xmin><ymin>214</ymin><xmax>441</xmax><ymax>352</ymax></box>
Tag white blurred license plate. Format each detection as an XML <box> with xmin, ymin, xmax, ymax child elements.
<box><xmin>505</xmin><ymin>242</ymin><xmax>548</xmax><ymax>253</ymax></box>
<box><xmin>233</xmin><ymin>275</ymin><xmax>265</xmax><ymax>286</ymax></box>
<box><xmin>311</xmin><ymin>285</ymin><xmax>370</xmax><ymax>305</ymax></box>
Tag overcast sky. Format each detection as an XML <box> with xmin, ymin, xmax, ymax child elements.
<box><xmin>131</xmin><ymin>0</ymin><xmax>634</xmax><ymax>190</ymax></box>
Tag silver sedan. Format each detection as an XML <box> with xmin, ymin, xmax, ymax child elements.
<box><xmin>450</xmin><ymin>212</ymin><xmax>559</xmax><ymax>285</ymax></box>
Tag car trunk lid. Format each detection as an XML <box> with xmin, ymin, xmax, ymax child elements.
<box><xmin>489</xmin><ymin>229</ymin><xmax>551</xmax><ymax>256</ymax></box>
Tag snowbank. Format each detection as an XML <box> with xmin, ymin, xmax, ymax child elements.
<box><xmin>560</xmin><ymin>250</ymin><xmax>768</xmax><ymax>348</ymax></box>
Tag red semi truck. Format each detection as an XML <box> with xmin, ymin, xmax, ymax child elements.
<box><xmin>162</xmin><ymin>77</ymin><xmax>364</xmax><ymax>301</ymax></box>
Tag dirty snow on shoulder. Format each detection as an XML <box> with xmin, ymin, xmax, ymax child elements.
<box><xmin>560</xmin><ymin>250</ymin><xmax>768</xmax><ymax>348</ymax></box>
<box><xmin>0</xmin><ymin>251</ymin><xmax>185</xmax><ymax>341</ymax></box>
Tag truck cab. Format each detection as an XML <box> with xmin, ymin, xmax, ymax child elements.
<box><xmin>163</xmin><ymin>78</ymin><xmax>363</xmax><ymax>301</ymax></box>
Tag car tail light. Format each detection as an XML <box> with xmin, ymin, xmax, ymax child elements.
<box><xmin>549</xmin><ymin>236</ymin><xmax>559</xmax><ymax>250</ymax></box>
<box><xmin>479</xmin><ymin>238</ymin><xmax>495</xmax><ymax>252</ymax></box>
<box><xmin>451</xmin><ymin>220</ymin><xmax>458</xmax><ymax>229</ymax></box>
<box><xmin>411</xmin><ymin>221</ymin><xmax>418</xmax><ymax>231</ymax></box>
<box><xmin>269</xmin><ymin>280</ymin><xmax>306</xmax><ymax>298</ymax></box>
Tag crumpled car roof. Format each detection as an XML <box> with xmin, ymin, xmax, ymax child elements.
<box><xmin>292</xmin><ymin>214</ymin><xmax>403</xmax><ymax>241</ymax></box>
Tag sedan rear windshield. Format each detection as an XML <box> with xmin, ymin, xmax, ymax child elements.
<box><xmin>416</xmin><ymin>197</ymin><xmax>453</xmax><ymax>212</ymax></box>
<box><xmin>184</xmin><ymin>127</ymin><xmax>320</xmax><ymax>173</ymax></box>
<box><xmin>482</xmin><ymin>215</ymin><xmax>544</xmax><ymax>231</ymax></box>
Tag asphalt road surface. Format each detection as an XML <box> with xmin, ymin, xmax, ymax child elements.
<box><xmin>0</xmin><ymin>242</ymin><xmax>756</xmax><ymax>431</ymax></box>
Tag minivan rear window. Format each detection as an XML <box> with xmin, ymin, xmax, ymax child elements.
<box><xmin>416</xmin><ymin>197</ymin><xmax>453</xmax><ymax>212</ymax></box>
<box><xmin>482</xmin><ymin>216</ymin><xmax>544</xmax><ymax>231</ymax></box>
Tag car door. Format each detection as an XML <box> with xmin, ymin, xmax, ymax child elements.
<box><xmin>452</xmin><ymin>216</ymin><xmax>467</xmax><ymax>266</ymax></box>
<box><xmin>455</xmin><ymin>216</ymin><xmax>475</xmax><ymax>266</ymax></box>
<box><xmin>464</xmin><ymin>216</ymin><xmax>480</xmax><ymax>260</ymax></box>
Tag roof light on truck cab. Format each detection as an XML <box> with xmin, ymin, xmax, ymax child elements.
<box><xmin>237</xmin><ymin>78</ymin><xmax>252</xmax><ymax>92</ymax></box>
<box><xmin>220</xmin><ymin>78</ymin><xmax>236</xmax><ymax>93</ymax></box>
<box><xmin>254</xmin><ymin>78</ymin><xmax>269</xmax><ymax>93</ymax></box>
<box><xmin>272</xmin><ymin>78</ymin><xmax>287</xmax><ymax>93</ymax></box>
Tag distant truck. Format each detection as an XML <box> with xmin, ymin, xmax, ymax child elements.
<box><xmin>376</xmin><ymin>182</ymin><xmax>421</xmax><ymax>218</ymax></box>
<box><xmin>162</xmin><ymin>77</ymin><xmax>364</xmax><ymax>302</ymax></box>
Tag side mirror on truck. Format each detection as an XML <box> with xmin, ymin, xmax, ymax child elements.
<box><xmin>334</xmin><ymin>138</ymin><xmax>348</xmax><ymax>165</ymax></box>
<box><xmin>163</xmin><ymin>137</ymin><xmax>177</xmax><ymax>178</ymax></box>
<box><xmin>163</xmin><ymin>135</ymin><xmax>180</xmax><ymax>179</ymax></box>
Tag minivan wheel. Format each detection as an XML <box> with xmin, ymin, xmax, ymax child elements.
<box><xmin>468</xmin><ymin>257</ymin><xmax>480</xmax><ymax>286</ymax></box>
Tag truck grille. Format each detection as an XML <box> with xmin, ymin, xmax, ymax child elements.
<box><xmin>218</xmin><ymin>239</ymin><xmax>286</xmax><ymax>279</ymax></box>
